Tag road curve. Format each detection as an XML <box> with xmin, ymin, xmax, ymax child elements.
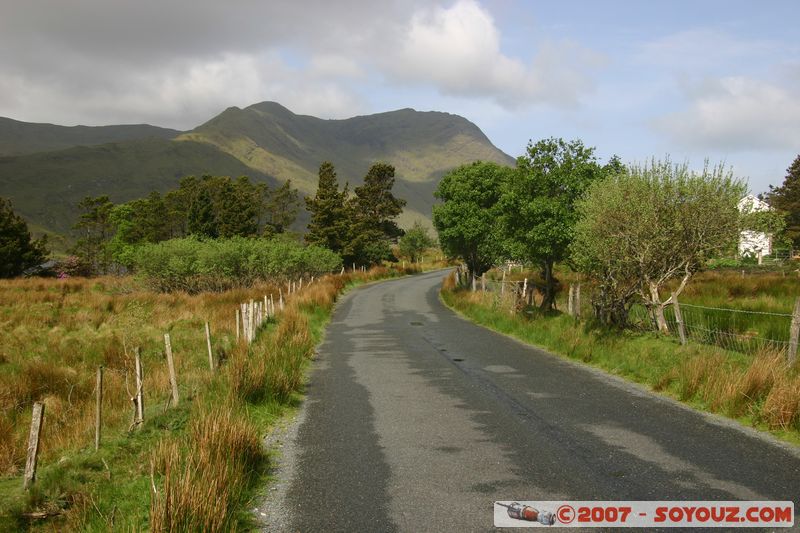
<box><xmin>273</xmin><ymin>270</ymin><xmax>799</xmax><ymax>532</ymax></box>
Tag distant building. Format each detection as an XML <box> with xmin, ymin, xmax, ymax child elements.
<box><xmin>738</xmin><ymin>195</ymin><xmax>772</xmax><ymax>258</ymax></box>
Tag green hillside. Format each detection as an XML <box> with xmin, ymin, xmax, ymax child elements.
<box><xmin>0</xmin><ymin>102</ymin><xmax>513</xmax><ymax>239</ymax></box>
<box><xmin>0</xmin><ymin>138</ymin><xmax>278</xmax><ymax>236</ymax></box>
<box><xmin>178</xmin><ymin>102</ymin><xmax>515</xmax><ymax>228</ymax></box>
<box><xmin>0</xmin><ymin>116</ymin><xmax>181</xmax><ymax>156</ymax></box>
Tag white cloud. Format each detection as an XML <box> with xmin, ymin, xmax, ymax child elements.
<box><xmin>654</xmin><ymin>76</ymin><xmax>800</xmax><ymax>151</ymax></box>
<box><xmin>0</xmin><ymin>0</ymin><xmax>605</xmax><ymax>127</ymax></box>
<box><xmin>387</xmin><ymin>0</ymin><xmax>605</xmax><ymax>108</ymax></box>
<box><xmin>0</xmin><ymin>52</ymin><xmax>367</xmax><ymax>128</ymax></box>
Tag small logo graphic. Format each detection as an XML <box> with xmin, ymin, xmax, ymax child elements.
<box><xmin>556</xmin><ymin>505</ymin><xmax>575</xmax><ymax>524</ymax></box>
<box><xmin>496</xmin><ymin>502</ymin><xmax>556</xmax><ymax>525</ymax></box>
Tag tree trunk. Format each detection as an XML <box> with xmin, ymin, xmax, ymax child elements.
<box><xmin>649</xmin><ymin>283</ymin><xmax>669</xmax><ymax>334</ymax></box>
<box><xmin>540</xmin><ymin>259</ymin><xmax>556</xmax><ymax>310</ymax></box>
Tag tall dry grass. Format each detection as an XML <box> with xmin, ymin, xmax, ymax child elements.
<box><xmin>149</xmin><ymin>405</ymin><xmax>263</xmax><ymax>533</ymax></box>
<box><xmin>0</xmin><ymin>275</ymin><xmax>284</xmax><ymax>476</ymax></box>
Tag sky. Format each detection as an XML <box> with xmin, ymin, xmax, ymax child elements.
<box><xmin>1</xmin><ymin>0</ymin><xmax>798</xmax><ymax>194</ymax></box>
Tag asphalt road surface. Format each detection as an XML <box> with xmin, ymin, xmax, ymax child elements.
<box><xmin>275</xmin><ymin>270</ymin><xmax>800</xmax><ymax>532</ymax></box>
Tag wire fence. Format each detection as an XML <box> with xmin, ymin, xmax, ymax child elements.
<box><xmin>458</xmin><ymin>267</ymin><xmax>798</xmax><ymax>358</ymax></box>
<box><xmin>629</xmin><ymin>302</ymin><xmax>793</xmax><ymax>355</ymax></box>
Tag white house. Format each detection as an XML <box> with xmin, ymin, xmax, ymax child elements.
<box><xmin>738</xmin><ymin>194</ymin><xmax>772</xmax><ymax>258</ymax></box>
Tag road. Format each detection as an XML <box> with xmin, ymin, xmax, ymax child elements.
<box><xmin>268</xmin><ymin>270</ymin><xmax>800</xmax><ymax>532</ymax></box>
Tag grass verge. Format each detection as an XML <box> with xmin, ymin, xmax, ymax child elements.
<box><xmin>440</xmin><ymin>277</ymin><xmax>800</xmax><ymax>447</ymax></box>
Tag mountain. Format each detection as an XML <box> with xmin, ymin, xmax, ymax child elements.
<box><xmin>0</xmin><ymin>139</ymin><xmax>279</xmax><ymax>235</ymax></box>
<box><xmin>0</xmin><ymin>102</ymin><xmax>514</xmax><ymax>240</ymax></box>
<box><xmin>0</xmin><ymin>117</ymin><xmax>181</xmax><ymax>156</ymax></box>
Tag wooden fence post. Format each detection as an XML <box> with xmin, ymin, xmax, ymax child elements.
<box><xmin>575</xmin><ymin>283</ymin><xmax>581</xmax><ymax>319</ymax></box>
<box><xmin>249</xmin><ymin>299</ymin><xmax>255</xmax><ymax>343</ymax></box>
<box><xmin>522</xmin><ymin>278</ymin><xmax>528</xmax><ymax>307</ymax></box>
<box><xmin>95</xmin><ymin>366</ymin><xmax>103</xmax><ymax>451</ymax></box>
<box><xmin>23</xmin><ymin>402</ymin><xmax>45</xmax><ymax>489</ymax></box>
<box><xmin>164</xmin><ymin>333</ymin><xmax>179</xmax><ymax>406</ymax></box>
<box><xmin>788</xmin><ymin>297</ymin><xmax>800</xmax><ymax>365</ymax></box>
<box><xmin>568</xmin><ymin>285</ymin><xmax>575</xmax><ymax>316</ymax></box>
<box><xmin>134</xmin><ymin>348</ymin><xmax>144</xmax><ymax>428</ymax></box>
<box><xmin>235</xmin><ymin>308</ymin><xmax>240</xmax><ymax>341</ymax></box>
<box><xmin>672</xmin><ymin>293</ymin><xmax>687</xmax><ymax>346</ymax></box>
<box><xmin>205</xmin><ymin>322</ymin><xmax>215</xmax><ymax>371</ymax></box>
<box><xmin>481</xmin><ymin>273</ymin><xmax>486</xmax><ymax>292</ymax></box>
<box><xmin>501</xmin><ymin>271</ymin><xmax>506</xmax><ymax>295</ymax></box>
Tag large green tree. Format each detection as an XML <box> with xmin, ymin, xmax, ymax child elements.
<box><xmin>70</xmin><ymin>195</ymin><xmax>114</xmax><ymax>275</ymax></box>
<box><xmin>0</xmin><ymin>197</ymin><xmax>48</xmax><ymax>278</ymax></box>
<box><xmin>187</xmin><ymin>186</ymin><xmax>218</xmax><ymax>238</ymax></box>
<box><xmin>305</xmin><ymin>162</ymin><xmax>350</xmax><ymax>253</ymax></box>
<box><xmin>572</xmin><ymin>159</ymin><xmax>746</xmax><ymax>329</ymax></box>
<box><xmin>346</xmin><ymin>162</ymin><xmax>407</xmax><ymax>265</ymax></box>
<box><xmin>499</xmin><ymin>138</ymin><xmax>602</xmax><ymax>310</ymax></box>
<box><xmin>265</xmin><ymin>179</ymin><xmax>300</xmax><ymax>235</ymax></box>
<box><xmin>433</xmin><ymin>161</ymin><xmax>511</xmax><ymax>278</ymax></box>
<box><xmin>766</xmin><ymin>155</ymin><xmax>800</xmax><ymax>246</ymax></box>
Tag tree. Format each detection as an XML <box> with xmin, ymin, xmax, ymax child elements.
<box><xmin>433</xmin><ymin>161</ymin><xmax>511</xmax><ymax>278</ymax></box>
<box><xmin>346</xmin><ymin>162</ymin><xmax>407</xmax><ymax>265</ymax></box>
<box><xmin>70</xmin><ymin>195</ymin><xmax>114</xmax><ymax>275</ymax></box>
<box><xmin>499</xmin><ymin>138</ymin><xmax>602</xmax><ymax>310</ymax></box>
<box><xmin>187</xmin><ymin>187</ymin><xmax>218</xmax><ymax>238</ymax></box>
<box><xmin>218</xmin><ymin>176</ymin><xmax>261</xmax><ymax>238</ymax></box>
<box><xmin>766</xmin><ymin>155</ymin><xmax>800</xmax><ymax>247</ymax></box>
<box><xmin>572</xmin><ymin>159</ymin><xmax>746</xmax><ymax>330</ymax></box>
<box><xmin>265</xmin><ymin>179</ymin><xmax>300</xmax><ymax>234</ymax></box>
<box><xmin>0</xmin><ymin>197</ymin><xmax>48</xmax><ymax>278</ymax></box>
<box><xmin>398</xmin><ymin>221</ymin><xmax>434</xmax><ymax>263</ymax></box>
<box><xmin>305</xmin><ymin>162</ymin><xmax>350</xmax><ymax>253</ymax></box>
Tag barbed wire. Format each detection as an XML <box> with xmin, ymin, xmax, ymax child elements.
<box><xmin>678</xmin><ymin>302</ymin><xmax>792</xmax><ymax>317</ymax></box>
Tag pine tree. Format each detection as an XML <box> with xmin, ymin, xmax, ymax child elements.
<box><xmin>352</xmin><ymin>162</ymin><xmax>406</xmax><ymax>239</ymax></box>
<box><xmin>187</xmin><ymin>187</ymin><xmax>218</xmax><ymax>238</ymax></box>
<box><xmin>344</xmin><ymin>162</ymin><xmax>407</xmax><ymax>265</ymax></box>
<box><xmin>0</xmin><ymin>197</ymin><xmax>48</xmax><ymax>278</ymax></box>
<box><xmin>767</xmin><ymin>155</ymin><xmax>800</xmax><ymax>246</ymax></box>
<box><xmin>70</xmin><ymin>195</ymin><xmax>114</xmax><ymax>275</ymax></box>
<box><xmin>305</xmin><ymin>162</ymin><xmax>349</xmax><ymax>252</ymax></box>
<box><xmin>266</xmin><ymin>180</ymin><xmax>300</xmax><ymax>234</ymax></box>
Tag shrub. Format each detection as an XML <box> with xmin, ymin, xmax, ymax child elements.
<box><xmin>133</xmin><ymin>236</ymin><xmax>341</xmax><ymax>293</ymax></box>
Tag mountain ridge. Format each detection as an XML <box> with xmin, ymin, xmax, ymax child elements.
<box><xmin>0</xmin><ymin>102</ymin><xmax>514</xmax><ymax>241</ymax></box>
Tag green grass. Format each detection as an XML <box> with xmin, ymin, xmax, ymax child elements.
<box><xmin>440</xmin><ymin>285</ymin><xmax>800</xmax><ymax>447</ymax></box>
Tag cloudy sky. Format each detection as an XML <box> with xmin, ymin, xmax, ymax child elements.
<box><xmin>1</xmin><ymin>0</ymin><xmax>798</xmax><ymax>193</ymax></box>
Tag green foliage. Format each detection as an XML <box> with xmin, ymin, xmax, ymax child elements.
<box><xmin>187</xmin><ymin>186</ymin><xmax>219</xmax><ymax>238</ymax></box>
<box><xmin>344</xmin><ymin>162</ymin><xmax>407</xmax><ymax>265</ymax></box>
<box><xmin>499</xmin><ymin>138</ymin><xmax>602</xmax><ymax>309</ymax></box>
<box><xmin>572</xmin><ymin>158</ymin><xmax>746</xmax><ymax>328</ymax></box>
<box><xmin>0</xmin><ymin>197</ymin><xmax>48</xmax><ymax>278</ymax></box>
<box><xmin>433</xmin><ymin>161</ymin><xmax>511</xmax><ymax>277</ymax></box>
<box><xmin>265</xmin><ymin>179</ymin><xmax>300</xmax><ymax>234</ymax></box>
<box><xmin>70</xmin><ymin>195</ymin><xmax>114</xmax><ymax>275</ymax></box>
<box><xmin>398</xmin><ymin>221</ymin><xmax>434</xmax><ymax>262</ymax></box>
<box><xmin>766</xmin><ymin>155</ymin><xmax>800</xmax><ymax>246</ymax></box>
<box><xmin>133</xmin><ymin>236</ymin><xmax>342</xmax><ymax>292</ymax></box>
<box><xmin>305</xmin><ymin>162</ymin><xmax>350</xmax><ymax>253</ymax></box>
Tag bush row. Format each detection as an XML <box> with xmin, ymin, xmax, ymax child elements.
<box><xmin>133</xmin><ymin>236</ymin><xmax>342</xmax><ymax>293</ymax></box>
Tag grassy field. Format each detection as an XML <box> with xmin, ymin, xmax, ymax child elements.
<box><xmin>0</xmin><ymin>265</ymin><xmax>419</xmax><ymax>531</ymax></box>
<box><xmin>441</xmin><ymin>271</ymin><xmax>800</xmax><ymax>446</ymax></box>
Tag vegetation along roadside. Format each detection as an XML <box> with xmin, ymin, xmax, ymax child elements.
<box><xmin>0</xmin><ymin>264</ymin><xmax>423</xmax><ymax>531</ymax></box>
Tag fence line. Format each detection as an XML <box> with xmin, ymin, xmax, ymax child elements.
<box><xmin>461</xmin><ymin>267</ymin><xmax>796</xmax><ymax>359</ymax></box>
